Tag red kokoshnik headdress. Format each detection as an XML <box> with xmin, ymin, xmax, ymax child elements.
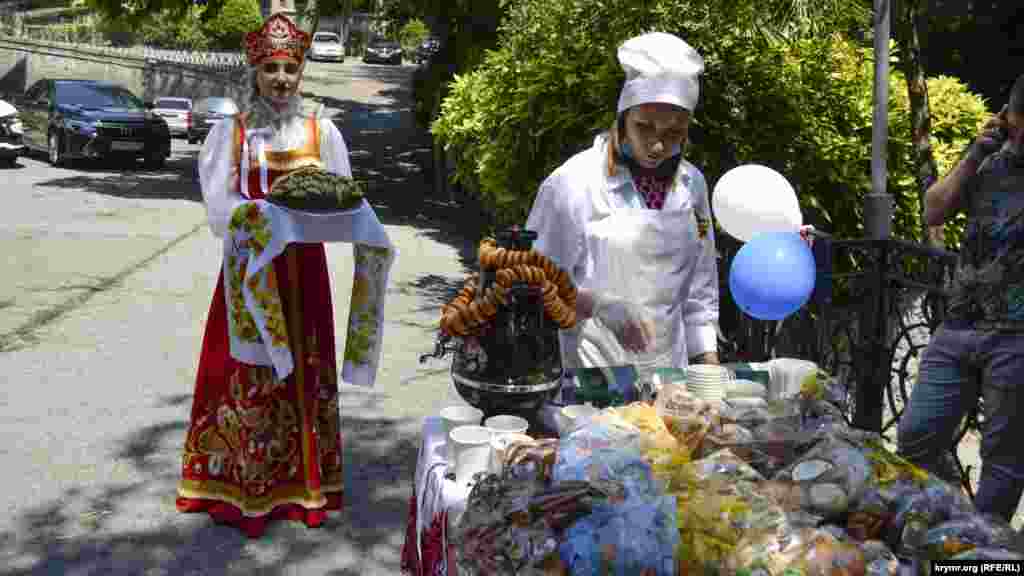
<box><xmin>245</xmin><ymin>13</ymin><xmax>312</xmax><ymax>66</ymax></box>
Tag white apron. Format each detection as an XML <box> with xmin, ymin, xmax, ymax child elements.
<box><xmin>571</xmin><ymin>183</ymin><xmax>699</xmax><ymax>373</ymax></box>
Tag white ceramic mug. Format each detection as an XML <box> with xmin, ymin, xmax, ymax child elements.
<box><xmin>449</xmin><ymin>425</ymin><xmax>494</xmax><ymax>486</ymax></box>
<box><xmin>483</xmin><ymin>414</ymin><xmax>529</xmax><ymax>436</ymax></box>
<box><xmin>440</xmin><ymin>405</ymin><xmax>484</xmax><ymax>461</ymax></box>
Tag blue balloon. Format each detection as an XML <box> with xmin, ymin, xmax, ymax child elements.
<box><xmin>728</xmin><ymin>232</ymin><xmax>816</xmax><ymax>321</ymax></box>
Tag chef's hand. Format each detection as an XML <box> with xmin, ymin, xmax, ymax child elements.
<box><xmin>593</xmin><ymin>294</ymin><xmax>656</xmax><ymax>354</ymax></box>
<box><xmin>967</xmin><ymin>105</ymin><xmax>1008</xmax><ymax>165</ymax></box>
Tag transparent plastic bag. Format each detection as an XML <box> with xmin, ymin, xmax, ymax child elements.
<box><xmin>554</xmin><ymin>424</ymin><xmax>659</xmax><ymax>501</ymax></box>
<box><xmin>859</xmin><ymin>539</ymin><xmax>901</xmax><ymax>576</ymax></box>
<box><xmin>917</xmin><ymin>515</ymin><xmax>1018</xmax><ymax>561</ymax></box>
<box><xmin>847</xmin><ymin>436</ymin><xmax>973</xmax><ymax>544</ymax></box>
<box><xmin>950</xmin><ymin>547</ymin><xmax>1024</xmax><ymax>561</ymax></box>
<box><xmin>453</xmin><ymin>474</ymin><xmax>626</xmax><ymax>575</ymax></box>
<box><xmin>771</xmin><ymin>435</ymin><xmax>874</xmax><ymax>519</ymax></box>
<box><xmin>614</xmin><ymin>402</ymin><xmax>681</xmax><ymax>452</ymax></box>
<box><xmin>674</xmin><ymin>476</ymin><xmax>790</xmax><ymax>574</ymax></box>
<box><xmin>557</xmin><ymin>421</ymin><xmax>642</xmax><ymax>464</ymax></box>
<box><xmin>727</xmin><ymin>526</ymin><xmax>867</xmax><ymax>576</ymax></box>
<box><xmin>689</xmin><ymin>449</ymin><xmax>765</xmax><ymax>483</ymax></box>
<box><xmin>559</xmin><ymin>494</ymin><xmax>679</xmax><ymax>576</ymax></box>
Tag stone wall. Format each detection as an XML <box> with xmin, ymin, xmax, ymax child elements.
<box><xmin>0</xmin><ymin>39</ymin><xmax>248</xmax><ymax>104</ymax></box>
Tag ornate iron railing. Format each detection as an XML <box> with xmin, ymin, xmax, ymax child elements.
<box><xmin>0</xmin><ymin>34</ymin><xmax>247</xmax><ymax>72</ymax></box>
<box><xmin>716</xmin><ymin>233</ymin><xmax>981</xmax><ymax>497</ymax></box>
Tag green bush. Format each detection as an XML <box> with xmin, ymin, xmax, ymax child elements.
<box><xmin>398</xmin><ymin>18</ymin><xmax>429</xmax><ymax>54</ymax></box>
<box><xmin>431</xmin><ymin>0</ymin><xmax>987</xmax><ymax>245</ymax></box>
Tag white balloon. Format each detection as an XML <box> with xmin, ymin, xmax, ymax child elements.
<box><xmin>712</xmin><ymin>164</ymin><xmax>803</xmax><ymax>242</ymax></box>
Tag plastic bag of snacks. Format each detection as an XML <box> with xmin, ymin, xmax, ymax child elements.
<box><xmin>916</xmin><ymin>515</ymin><xmax>1018</xmax><ymax>561</ymax></box>
<box><xmin>557</xmin><ymin>420</ymin><xmax>642</xmax><ymax>464</ymax></box>
<box><xmin>559</xmin><ymin>493</ymin><xmax>679</xmax><ymax>576</ymax></box>
<box><xmin>949</xmin><ymin>547</ymin><xmax>1024</xmax><ymax>561</ymax></box>
<box><xmin>452</xmin><ymin>473</ymin><xmax>625</xmax><ymax>575</ymax></box>
<box><xmin>651</xmin><ymin>453</ymin><xmax>789</xmax><ymax>575</ymax></box>
<box><xmin>727</xmin><ymin>526</ymin><xmax>867</xmax><ymax>576</ymax></box>
<box><xmin>702</xmin><ymin>421</ymin><xmax>756</xmax><ymax>458</ymax></box>
<box><xmin>553</xmin><ymin>424</ymin><xmax>660</xmax><ymax>501</ymax></box>
<box><xmin>770</xmin><ymin>434</ymin><xmax>875</xmax><ymax>520</ymax></box>
<box><xmin>502</xmin><ymin>438</ymin><xmax>562</xmax><ymax>488</ymax></box>
<box><xmin>688</xmin><ymin>449</ymin><xmax>764</xmax><ymax>483</ymax></box>
<box><xmin>846</xmin><ymin>435</ymin><xmax>973</xmax><ymax>544</ymax></box>
<box><xmin>613</xmin><ymin>402</ymin><xmax>681</xmax><ymax>452</ymax></box>
<box><xmin>859</xmin><ymin>539</ymin><xmax>901</xmax><ymax>576</ymax></box>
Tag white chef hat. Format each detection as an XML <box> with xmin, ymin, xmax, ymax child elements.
<box><xmin>616</xmin><ymin>32</ymin><xmax>704</xmax><ymax>114</ymax></box>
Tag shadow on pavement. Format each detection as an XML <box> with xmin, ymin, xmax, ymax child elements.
<box><xmin>0</xmin><ymin>407</ymin><xmax>418</xmax><ymax>575</ymax></box>
<box><xmin>28</xmin><ymin>151</ymin><xmax>203</xmax><ymax>203</ymax></box>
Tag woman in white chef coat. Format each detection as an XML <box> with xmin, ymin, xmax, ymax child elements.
<box><xmin>526</xmin><ymin>32</ymin><xmax>720</xmax><ymax>372</ymax></box>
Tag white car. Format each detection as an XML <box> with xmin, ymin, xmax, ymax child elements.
<box><xmin>0</xmin><ymin>99</ymin><xmax>25</xmax><ymax>167</ymax></box>
<box><xmin>310</xmin><ymin>32</ymin><xmax>344</xmax><ymax>62</ymax></box>
<box><xmin>151</xmin><ymin>97</ymin><xmax>193</xmax><ymax>138</ymax></box>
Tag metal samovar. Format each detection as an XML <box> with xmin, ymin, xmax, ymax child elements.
<box><xmin>420</xmin><ymin>227</ymin><xmax>563</xmax><ymax>420</ymax></box>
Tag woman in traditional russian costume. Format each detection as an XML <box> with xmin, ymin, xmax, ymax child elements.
<box><xmin>176</xmin><ymin>12</ymin><xmax>381</xmax><ymax>538</ymax></box>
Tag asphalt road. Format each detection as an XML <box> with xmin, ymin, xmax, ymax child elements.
<box><xmin>0</xmin><ymin>59</ymin><xmax>481</xmax><ymax>575</ymax></box>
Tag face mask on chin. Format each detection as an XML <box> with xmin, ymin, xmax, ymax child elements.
<box><xmin>620</xmin><ymin>141</ymin><xmax>682</xmax><ymax>164</ymax></box>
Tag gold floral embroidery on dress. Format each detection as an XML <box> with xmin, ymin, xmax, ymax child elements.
<box><xmin>343</xmin><ymin>245</ymin><xmax>390</xmax><ymax>365</ymax></box>
<box><xmin>183</xmin><ymin>367</ymin><xmax>302</xmax><ymax>495</ymax></box>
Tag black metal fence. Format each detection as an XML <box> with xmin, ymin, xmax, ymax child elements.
<box><xmin>716</xmin><ymin>233</ymin><xmax>982</xmax><ymax>496</ymax></box>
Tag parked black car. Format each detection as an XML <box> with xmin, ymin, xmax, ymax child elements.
<box><xmin>413</xmin><ymin>36</ymin><xmax>441</xmax><ymax>65</ymax></box>
<box><xmin>188</xmin><ymin>97</ymin><xmax>239</xmax><ymax>145</ymax></box>
<box><xmin>13</xmin><ymin>79</ymin><xmax>171</xmax><ymax>168</ymax></box>
<box><xmin>363</xmin><ymin>39</ymin><xmax>402</xmax><ymax>65</ymax></box>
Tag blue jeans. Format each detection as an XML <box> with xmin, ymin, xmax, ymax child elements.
<box><xmin>897</xmin><ymin>323</ymin><xmax>1024</xmax><ymax>522</ymax></box>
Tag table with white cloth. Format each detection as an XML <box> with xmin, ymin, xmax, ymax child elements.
<box><xmin>400</xmin><ymin>404</ymin><xmax>567</xmax><ymax>576</ymax></box>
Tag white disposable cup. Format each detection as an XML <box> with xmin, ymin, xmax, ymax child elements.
<box><xmin>483</xmin><ymin>414</ymin><xmax>529</xmax><ymax>436</ymax></box>
<box><xmin>440</xmin><ymin>405</ymin><xmax>483</xmax><ymax>461</ymax></box>
<box><xmin>449</xmin><ymin>425</ymin><xmax>494</xmax><ymax>486</ymax></box>
<box><xmin>769</xmin><ymin>358</ymin><xmax>819</xmax><ymax>401</ymax></box>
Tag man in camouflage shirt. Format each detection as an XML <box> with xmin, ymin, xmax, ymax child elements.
<box><xmin>899</xmin><ymin>74</ymin><xmax>1024</xmax><ymax>522</ymax></box>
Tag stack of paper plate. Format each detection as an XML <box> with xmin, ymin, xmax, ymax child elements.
<box><xmin>685</xmin><ymin>364</ymin><xmax>730</xmax><ymax>402</ymax></box>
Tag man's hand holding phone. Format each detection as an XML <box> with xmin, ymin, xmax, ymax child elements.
<box><xmin>967</xmin><ymin>104</ymin><xmax>1009</xmax><ymax>165</ymax></box>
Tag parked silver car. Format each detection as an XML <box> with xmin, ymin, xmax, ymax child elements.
<box><xmin>0</xmin><ymin>98</ymin><xmax>25</xmax><ymax>167</ymax></box>
<box><xmin>188</xmin><ymin>97</ymin><xmax>239</xmax><ymax>145</ymax></box>
<box><xmin>310</xmin><ymin>31</ymin><xmax>344</xmax><ymax>62</ymax></box>
<box><xmin>151</xmin><ymin>97</ymin><xmax>192</xmax><ymax>138</ymax></box>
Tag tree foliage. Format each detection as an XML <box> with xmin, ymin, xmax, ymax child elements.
<box><xmin>200</xmin><ymin>0</ymin><xmax>262</xmax><ymax>49</ymax></box>
<box><xmin>136</xmin><ymin>6</ymin><xmax>211</xmax><ymax>49</ymax></box>
<box><xmin>431</xmin><ymin>0</ymin><xmax>986</xmax><ymax>246</ymax></box>
<box><xmin>397</xmin><ymin>17</ymin><xmax>428</xmax><ymax>51</ymax></box>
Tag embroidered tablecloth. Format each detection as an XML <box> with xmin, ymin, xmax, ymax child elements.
<box><xmin>223</xmin><ymin>198</ymin><xmax>395</xmax><ymax>387</ymax></box>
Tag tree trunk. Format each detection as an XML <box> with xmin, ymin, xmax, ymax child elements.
<box><xmin>895</xmin><ymin>0</ymin><xmax>944</xmax><ymax>246</ymax></box>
